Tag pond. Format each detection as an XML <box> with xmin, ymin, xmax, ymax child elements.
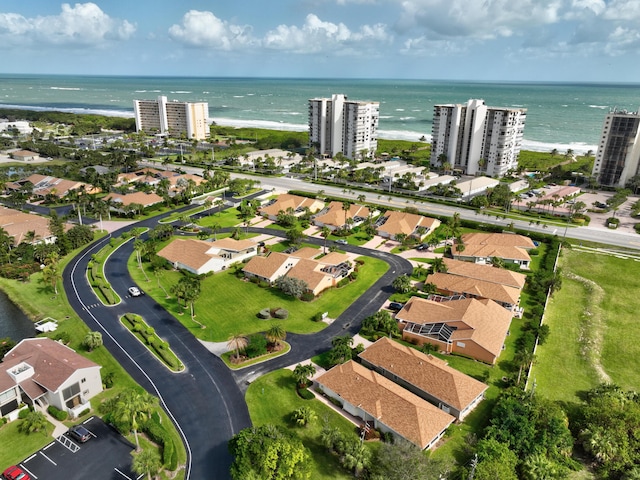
<box><xmin>0</xmin><ymin>289</ymin><xmax>34</xmax><ymax>343</ymax></box>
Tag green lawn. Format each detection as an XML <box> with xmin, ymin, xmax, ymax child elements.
<box><xmin>533</xmin><ymin>248</ymin><xmax>640</xmax><ymax>402</ymax></box>
<box><xmin>245</xmin><ymin>369</ymin><xmax>375</xmax><ymax>480</ymax></box>
<box><xmin>130</xmin><ymin>253</ymin><xmax>389</xmax><ymax>342</ymax></box>
<box><xmin>194</xmin><ymin>207</ymin><xmax>245</xmax><ymax>229</ymax></box>
<box><xmin>0</xmin><ymin>420</ymin><xmax>55</xmax><ymax>468</ymax></box>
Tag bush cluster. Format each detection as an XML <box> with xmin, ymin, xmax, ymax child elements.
<box><xmin>123</xmin><ymin>315</ymin><xmax>181</xmax><ymax>370</ymax></box>
<box><xmin>143</xmin><ymin>416</ymin><xmax>178</xmax><ymax>470</ymax></box>
<box><xmin>296</xmin><ymin>387</ymin><xmax>315</xmax><ymax>400</ymax></box>
<box><xmin>47</xmin><ymin>405</ymin><xmax>68</xmax><ymax>421</ymax></box>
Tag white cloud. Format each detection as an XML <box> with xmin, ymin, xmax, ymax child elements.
<box><xmin>396</xmin><ymin>0</ymin><xmax>562</xmax><ymax>39</ymax></box>
<box><xmin>603</xmin><ymin>0</ymin><xmax>640</xmax><ymax>21</ymax></box>
<box><xmin>0</xmin><ymin>3</ymin><xmax>135</xmax><ymax>46</ymax></box>
<box><xmin>571</xmin><ymin>0</ymin><xmax>606</xmax><ymax>16</ymax></box>
<box><xmin>263</xmin><ymin>13</ymin><xmax>390</xmax><ymax>53</ymax></box>
<box><xmin>168</xmin><ymin>10</ymin><xmax>256</xmax><ymax>49</ymax></box>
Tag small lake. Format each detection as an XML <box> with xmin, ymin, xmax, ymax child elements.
<box><xmin>0</xmin><ymin>289</ymin><xmax>34</xmax><ymax>342</ymax></box>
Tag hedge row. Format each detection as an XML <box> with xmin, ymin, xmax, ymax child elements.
<box><xmin>143</xmin><ymin>416</ymin><xmax>178</xmax><ymax>470</ymax></box>
<box><xmin>123</xmin><ymin>314</ymin><xmax>182</xmax><ymax>371</ymax></box>
<box><xmin>47</xmin><ymin>405</ymin><xmax>68</xmax><ymax>421</ymax></box>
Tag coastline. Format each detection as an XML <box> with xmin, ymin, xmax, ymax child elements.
<box><xmin>0</xmin><ymin>103</ymin><xmax>598</xmax><ymax>155</ymax></box>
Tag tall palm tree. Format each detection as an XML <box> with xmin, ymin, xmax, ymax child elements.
<box><xmin>227</xmin><ymin>334</ymin><xmax>248</xmax><ymax>362</ymax></box>
<box><xmin>292</xmin><ymin>363</ymin><xmax>316</xmax><ymax>388</ymax></box>
<box><xmin>320</xmin><ymin>226</ymin><xmax>331</xmax><ymax>254</ymax></box>
<box><xmin>113</xmin><ymin>390</ymin><xmax>156</xmax><ymax>451</ymax></box>
<box><xmin>266</xmin><ymin>323</ymin><xmax>286</xmax><ymax>348</ymax></box>
<box><xmin>341</xmin><ymin>202</ymin><xmax>351</xmax><ymax>229</ymax></box>
<box><xmin>431</xmin><ymin>257</ymin><xmax>447</xmax><ymax>273</ymax></box>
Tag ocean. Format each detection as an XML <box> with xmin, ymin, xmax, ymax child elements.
<box><xmin>2</xmin><ymin>74</ymin><xmax>640</xmax><ymax>154</ymax></box>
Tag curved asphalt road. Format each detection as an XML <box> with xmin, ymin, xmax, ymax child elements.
<box><xmin>62</xmin><ymin>204</ymin><xmax>412</xmax><ymax>479</ymax></box>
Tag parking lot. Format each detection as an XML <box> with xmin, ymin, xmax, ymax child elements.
<box><xmin>15</xmin><ymin>417</ymin><xmax>137</xmax><ymax>480</ymax></box>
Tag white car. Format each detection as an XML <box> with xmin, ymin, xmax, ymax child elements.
<box><xmin>128</xmin><ymin>286</ymin><xmax>142</xmax><ymax>297</ymax></box>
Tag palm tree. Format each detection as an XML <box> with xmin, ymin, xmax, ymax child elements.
<box><xmin>113</xmin><ymin>389</ymin><xmax>156</xmax><ymax>451</ymax></box>
<box><xmin>357</xmin><ymin>194</ymin><xmax>366</xmax><ymax>203</ymax></box>
<box><xmin>83</xmin><ymin>331</ymin><xmax>103</xmax><ymax>352</ymax></box>
<box><xmin>291</xmin><ymin>406</ymin><xmax>317</xmax><ymax>428</ymax></box>
<box><xmin>132</xmin><ymin>449</ymin><xmax>162</xmax><ymax>480</ymax></box>
<box><xmin>341</xmin><ymin>202</ymin><xmax>351</xmax><ymax>229</ymax></box>
<box><xmin>18</xmin><ymin>410</ymin><xmax>49</xmax><ymax>435</ymax></box>
<box><xmin>320</xmin><ymin>226</ymin><xmax>331</xmax><ymax>254</ymax></box>
<box><xmin>431</xmin><ymin>257</ymin><xmax>447</xmax><ymax>273</ymax></box>
<box><xmin>42</xmin><ymin>262</ymin><xmax>60</xmax><ymax>295</ymax></box>
<box><xmin>227</xmin><ymin>334</ymin><xmax>248</xmax><ymax>362</ymax></box>
<box><xmin>133</xmin><ymin>239</ymin><xmax>150</xmax><ymax>282</ymax></box>
<box><xmin>292</xmin><ymin>363</ymin><xmax>316</xmax><ymax>388</ymax></box>
<box><xmin>266</xmin><ymin>323</ymin><xmax>286</xmax><ymax>348</ymax></box>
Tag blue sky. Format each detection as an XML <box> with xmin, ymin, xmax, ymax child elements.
<box><xmin>2</xmin><ymin>0</ymin><xmax>640</xmax><ymax>81</ymax></box>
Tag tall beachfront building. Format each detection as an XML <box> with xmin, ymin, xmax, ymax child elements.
<box><xmin>133</xmin><ymin>96</ymin><xmax>209</xmax><ymax>140</ymax></box>
<box><xmin>308</xmin><ymin>94</ymin><xmax>379</xmax><ymax>160</ymax></box>
<box><xmin>430</xmin><ymin>99</ymin><xmax>527</xmax><ymax>177</ymax></box>
<box><xmin>592</xmin><ymin>108</ymin><xmax>640</xmax><ymax>188</ymax></box>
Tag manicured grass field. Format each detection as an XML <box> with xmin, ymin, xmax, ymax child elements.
<box><xmin>0</xmin><ymin>420</ymin><xmax>55</xmax><ymax>468</ymax></box>
<box><xmin>533</xmin><ymin>248</ymin><xmax>640</xmax><ymax>402</ymax></box>
<box><xmin>245</xmin><ymin>369</ymin><xmax>375</xmax><ymax>480</ymax></box>
<box><xmin>130</xmin><ymin>253</ymin><xmax>389</xmax><ymax>342</ymax></box>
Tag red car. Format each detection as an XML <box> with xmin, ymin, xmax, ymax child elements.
<box><xmin>2</xmin><ymin>466</ymin><xmax>30</xmax><ymax>480</ymax></box>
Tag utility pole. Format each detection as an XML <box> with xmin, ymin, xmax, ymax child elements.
<box><xmin>467</xmin><ymin>453</ymin><xmax>478</xmax><ymax>480</ymax></box>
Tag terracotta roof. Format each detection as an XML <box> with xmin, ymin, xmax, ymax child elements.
<box><xmin>1</xmin><ymin>338</ymin><xmax>99</xmax><ymax>394</ymax></box>
<box><xmin>286</xmin><ymin>258</ymin><xmax>327</xmax><ymax>291</ymax></box>
<box><xmin>397</xmin><ymin>297</ymin><xmax>512</xmax><ymax>359</ymax></box>
<box><xmin>378</xmin><ymin>211</ymin><xmax>440</xmax><ymax>237</ymax></box>
<box><xmin>10</xmin><ymin>150</ymin><xmax>38</xmax><ymax>158</ymax></box>
<box><xmin>461</xmin><ymin>233</ymin><xmax>535</xmax><ymax>249</ymax></box>
<box><xmin>316</xmin><ymin>360</ymin><xmax>455</xmax><ymax>449</ymax></box>
<box><xmin>242</xmin><ymin>251</ymin><xmax>291</xmax><ymax>280</ymax></box>
<box><xmin>104</xmin><ymin>191</ymin><xmax>164</xmax><ymax>207</ymax></box>
<box><xmin>157</xmin><ymin>239</ymin><xmax>216</xmax><ymax>270</ymax></box>
<box><xmin>359</xmin><ymin>337</ymin><xmax>488</xmax><ymax>412</ymax></box>
<box><xmin>290</xmin><ymin>247</ymin><xmax>320</xmax><ymax>259</ymax></box>
<box><xmin>453</xmin><ymin>243</ymin><xmax>531</xmax><ymax>262</ymax></box>
<box><xmin>314</xmin><ymin>201</ymin><xmax>371</xmax><ymax>228</ymax></box>
<box><xmin>0</xmin><ymin>206</ymin><xmax>55</xmax><ymax>245</ymax></box>
<box><xmin>316</xmin><ymin>251</ymin><xmax>350</xmax><ymax>266</ymax></box>
<box><xmin>208</xmin><ymin>237</ymin><xmax>256</xmax><ymax>252</ymax></box>
<box><xmin>428</xmin><ymin>272</ymin><xmax>521</xmax><ymax>305</ymax></box>
<box><xmin>259</xmin><ymin>194</ymin><xmax>324</xmax><ymax>217</ymax></box>
<box><xmin>442</xmin><ymin>258</ymin><xmax>526</xmax><ymax>289</ymax></box>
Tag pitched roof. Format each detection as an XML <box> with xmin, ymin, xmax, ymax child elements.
<box><xmin>397</xmin><ymin>296</ymin><xmax>512</xmax><ymax>359</ymax></box>
<box><xmin>428</xmin><ymin>272</ymin><xmax>521</xmax><ymax>305</ymax></box>
<box><xmin>158</xmin><ymin>238</ymin><xmax>214</xmax><ymax>268</ymax></box>
<box><xmin>378</xmin><ymin>210</ymin><xmax>440</xmax><ymax>236</ymax></box>
<box><xmin>359</xmin><ymin>337</ymin><xmax>488</xmax><ymax>411</ymax></box>
<box><xmin>0</xmin><ymin>206</ymin><xmax>55</xmax><ymax>245</ymax></box>
<box><xmin>289</xmin><ymin>247</ymin><xmax>320</xmax><ymax>259</ymax></box>
<box><xmin>208</xmin><ymin>237</ymin><xmax>256</xmax><ymax>252</ymax></box>
<box><xmin>104</xmin><ymin>191</ymin><xmax>164</xmax><ymax>207</ymax></box>
<box><xmin>316</xmin><ymin>251</ymin><xmax>350</xmax><ymax>266</ymax></box>
<box><xmin>242</xmin><ymin>251</ymin><xmax>291</xmax><ymax>279</ymax></box>
<box><xmin>442</xmin><ymin>258</ymin><xmax>526</xmax><ymax>289</ymax></box>
<box><xmin>461</xmin><ymin>233</ymin><xmax>535</xmax><ymax>249</ymax></box>
<box><xmin>1</xmin><ymin>338</ymin><xmax>99</xmax><ymax>395</ymax></box>
<box><xmin>259</xmin><ymin>193</ymin><xmax>324</xmax><ymax>217</ymax></box>
<box><xmin>454</xmin><ymin>243</ymin><xmax>531</xmax><ymax>262</ymax></box>
<box><xmin>314</xmin><ymin>201</ymin><xmax>371</xmax><ymax>228</ymax></box>
<box><xmin>316</xmin><ymin>360</ymin><xmax>455</xmax><ymax>449</ymax></box>
<box><xmin>286</xmin><ymin>258</ymin><xmax>327</xmax><ymax>291</ymax></box>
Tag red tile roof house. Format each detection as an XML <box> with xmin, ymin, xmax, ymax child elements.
<box><xmin>313</xmin><ymin>201</ymin><xmax>371</xmax><ymax>231</ymax></box>
<box><xmin>157</xmin><ymin>238</ymin><xmax>258</xmax><ymax>275</ymax></box>
<box><xmin>315</xmin><ymin>360</ymin><xmax>455</xmax><ymax>450</ymax></box>
<box><xmin>376</xmin><ymin>210</ymin><xmax>441</xmax><ymax>240</ymax></box>
<box><xmin>359</xmin><ymin>337</ymin><xmax>488</xmax><ymax>421</ymax></box>
<box><xmin>242</xmin><ymin>248</ymin><xmax>352</xmax><ymax>296</ymax></box>
<box><xmin>104</xmin><ymin>192</ymin><xmax>164</xmax><ymax>213</ymax></box>
<box><xmin>453</xmin><ymin>233</ymin><xmax>536</xmax><ymax>270</ymax></box>
<box><xmin>396</xmin><ymin>296</ymin><xmax>513</xmax><ymax>365</ymax></box>
<box><xmin>6</xmin><ymin>173</ymin><xmax>98</xmax><ymax>199</ymax></box>
<box><xmin>0</xmin><ymin>338</ymin><xmax>102</xmax><ymax>422</ymax></box>
<box><xmin>259</xmin><ymin>193</ymin><xmax>325</xmax><ymax>221</ymax></box>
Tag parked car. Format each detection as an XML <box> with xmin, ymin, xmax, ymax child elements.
<box><xmin>388</xmin><ymin>302</ymin><xmax>405</xmax><ymax>312</ymax></box>
<box><xmin>68</xmin><ymin>424</ymin><xmax>92</xmax><ymax>443</ymax></box>
<box><xmin>416</xmin><ymin>244</ymin><xmax>428</xmax><ymax>251</ymax></box>
<box><xmin>128</xmin><ymin>286</ymin><xmax>142</xmax><ymax>297</ymax></box>
<box><xmin>2</xmin><ymin>466</ymin><xmax>30</xmax><ymax>480</ymax></box>
<box><xmin>335</xmin><ymin>239</ymin><xmax>348</xmax><ymax>245</ymax></box>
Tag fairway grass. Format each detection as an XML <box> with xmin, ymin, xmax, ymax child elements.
<box><xmin>533</xmin><ymin>248</ymin><xmax>640</xmax><ymax>402</ymax></box>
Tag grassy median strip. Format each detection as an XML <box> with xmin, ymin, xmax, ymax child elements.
<box><xmin>87</xmin><ymin>236</ymin><xmax>131</xmax><ymax>305</ymax></box>
<box><xmin>120</xmin><ymin>313</ymin><xmax>184</xmax><ymax>372</ymax></box>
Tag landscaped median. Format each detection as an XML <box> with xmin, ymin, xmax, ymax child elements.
<box><xmin>120</xmin><ymin>313</ymin><xmax>184</xmax><ymax>372</ymax></box>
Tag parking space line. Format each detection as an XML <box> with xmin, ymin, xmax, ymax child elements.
<box><xmin>39</xmin><ymin>450</ymin><xmax>57</xmax><ymax>466</ymax></box>
<box><xmin>23</xmin><ymin>453</ymin><xmax>38</xmax><ymax>463</ymax></box>
<box><xmin>21</xmin><ymin>464</ymin><xmax>37</xmax><ymax>480</ymax></box>
<box><xmin>114</xmin><ymin>467</ymin><xmax>135</xmax><ymax>479</ymax></box>
<box><xmin>43</xmin><ymin>441</ymin><xmax>56</xmax><ymax>451</ymax></box>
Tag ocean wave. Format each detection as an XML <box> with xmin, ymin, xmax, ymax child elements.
<box><xmin>50</xmin><ymin>87</ymin><xmax>81</xmax><ymax>91</ymax></box>
<box><xmin>379</xmin><ymin>115</ymin><xmax>394</xmax><ymax>119</ymax></box>
<box><xmin>233</xmin><ymin>95</ymin><xmax>245</xmax><ymax>98</ymax></box>
<box><xmin>170</xmin><ymin>91</ymin><xmax>192</xmax><ymax>94</ymax></box>
<box><xmin>521</xmin><ymin>139</ymin><xmax>597</xmax><ymax>155</ymax></box>
<box><xmin>0</xmin><ymin>103</ymin><xmax>133</xmax><ymax>118</ymax></box>
<box><xmin>395</xmin><ymin>108</ymin><xmax>405</xmax><ymax>112</ymax></box>
<box><xmin>589</xmin><ymin>105</ymin><xmax>608</xmax><ymax>109</ymax></box>
<box><xmin>399</xmin><ymin>116</ymin><xmax>416</xmax><ymax>121</ymax></box>
<box><xmin>213</xmin><ymin>117</ymin><xmax>307</xmax><ymax>132</ymax></box>
<box><xmin>378</xmin><ymin>129</ymin><xmax>431</xmax><ymax>142</ymax></box>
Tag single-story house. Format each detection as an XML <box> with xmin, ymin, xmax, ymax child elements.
<box><xmin>442</xmin><ymin>258</ymin><xmax>527</xmax><ymax>289</ymax></box>
<box><xmin>9</xmin><ymin>150</ymin><xmax>39</xmax><ymax>161</ymax></box>
<box><xmin>0</xmin><ymin>338</ymin><xmax>102</xmax><ymax>421</ymax></box>
<box><xmin>157</xmin><ymin>237</ymin><xmax>258</xmax><ymax>275</ymax></box>
<box><xmin>359</xmin><ymin>337</ymin><xmax>488</xmax><ymax>420</ymax></box>
<box><xmin>104</xmin><ymin>192</ymin><xmax>164</xmax><ymax>211</ymax></box>
<box><xmin>0</xmin><ymin>206</ymin><xmax>58</xmax><ymax>245</ymax></box>
<box><xmin>242</xmin><ymin>249</ymin><xmax>352</xmax><ymax>296</ymax></box>
<box><xmin>6</xmin><ymin>174</ymin><xmax>98</xmax><ymax>199</ymax></box>
<box><xmin>376</xmin><ymin>210</ymin><xmax>440</xmax><ymax>240</ymax></box>
<box><xmin>427</xmin><ymin>272</ymin><xmax>522</xmax><ymax>312</ymax></box>
<box><xmin>453</xmin><ymin>233</ymin><xmax>535</xmax><ymax>269</ymax></box>
<box><xmin>313</xmin><ymin>201</ymin><xmax>371</xmax><ymax>230</ymax></box>
<box><xmin>396</xmin><ymin>296</ymin><xmax>513</xmax><ymax>365</ymax></box>
<box><xmin>259</xmin><ymin>194</ymin><xmax>325</xmax><ymax>221</ymax></box>
<box><xmin>456</xmin><ymin>177</ymin><xmax>500</xmax><ymax>199</ymax></box>
<box><xmin>315</xmin><ymin>360</ymin><xmax>455</xmax><ymax>450</ymax></box>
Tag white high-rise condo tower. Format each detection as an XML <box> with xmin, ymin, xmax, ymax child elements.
<box><xmin>430</xmin><ymin>99</ymin><xmax>526</xmax><ymax>177</ymax></box>
<box><xmin>592</xmin><ymin>108</ymin><xmax>640</xmax><ymax>188</ymax></box>
<box><xmin>133</xmin><ymin>96</ymin><xmax>209</xmax><ymax>140</ymax></box>
<box><xmin>308</xmin><ymin>94</ymin><xmax>379</xmax><ymax>160</ymax></box>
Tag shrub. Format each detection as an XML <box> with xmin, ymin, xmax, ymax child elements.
<box><xmin>47</xmin><ymin>405</ymin><xmax>68</xmax><ymax>421</ymax></box>
<box><xmin>18</xmin><ymin>407</ymin><xmax>32</xmax><ymax>419</ymax></box>
<box><xmin>300</xmin><ymin>292</ymin><xmax>315</xmax><ymax>302</ymax></box>
<box><xmin>337</xmin><ymin>278</ymin><xmax>350</xmax><ymax>288</ymax></box>
<box><xmin>297</xmin><ymin>387</ymin><xmax>315</xmax><ymax>400</ymax></box>
<box><xmin>258</xmin><ymin>308</ymin><xmax>271</xmax><ymax>319</ymax></box>
<box><xmin>529</xmin><ymin>248</ymin><xmax>539</xmax><ymax>256</ymax></box>
<box><xmin>274</xmin><ymin>308</ymin><xmax>289</xmax><ymax>319</ymax></box>
<box><xmin>312</xmin><ymin>312</ymin><xmax>324</xmax><ymax>322</ymax></box>
<box><xmin>79</xmin><ymin>408</ymin><xmax>90</xmax><ymax>417</ymax></box>
<box><xmin>0</xmin><ymin>417</ymin><xmax>7</xmax><ymax>427</ymax></box>
<box><xmin>244</xmin><ymin>334</ymin><xmax>268</xmax><ymax>358</ymax></box>
<box><xmin>52</xmin><ymin>332</ymin><xmax>71</xmax><ymax>344</ymax></box>
<box><xmin>349</xmin><ymin>271</ymin><xmax>358</xmax><ymax>280</ymax></box>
